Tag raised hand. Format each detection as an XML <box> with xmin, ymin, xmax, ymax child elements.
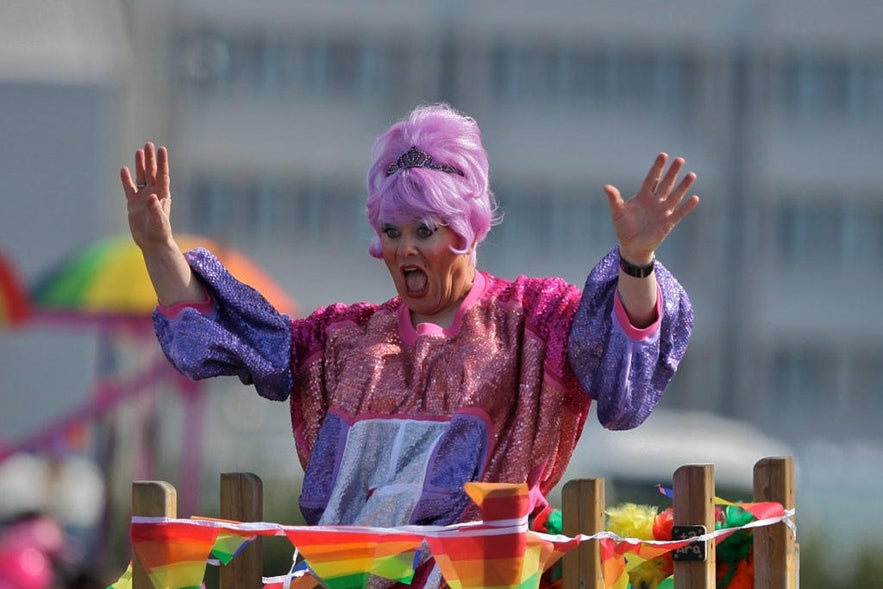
<box><xmin>119</xmin><ymin>143</ymin><xmax>204</xmax><ymax>306</ymax></box>
<box><xmin>604</xmin><ymin>153</ymin><xmax>700</xmax><ymax>265</ymax></box>
<box><xmin>120</xmin><ymin>142</ymin><xmax>174</xmax><ymax>250</ymax></box>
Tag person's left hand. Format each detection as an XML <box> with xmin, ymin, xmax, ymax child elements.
<box><xmin>604</xmin><ymin>152</ymin><xmax>700</xmax><ymax>264</ymax></box>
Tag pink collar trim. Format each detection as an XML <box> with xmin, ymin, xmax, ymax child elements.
<box><xmin>398</xmin><ymin>271</ymin><xmax>487</xmax><ymax>344</ymax></box>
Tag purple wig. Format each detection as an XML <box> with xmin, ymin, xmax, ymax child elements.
<box><xmin>366</xmin><ymin>104</ymin><xmax>499</xmax><ymax>261</ymax></box>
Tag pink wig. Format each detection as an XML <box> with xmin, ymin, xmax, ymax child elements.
<box><xmin>366</xmin><ymin>104</ymin><xmax>499</xmax><ymax>260</ymax></box>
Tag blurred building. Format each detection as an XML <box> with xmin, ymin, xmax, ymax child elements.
<box><xmin>2</xmin><ymin>0</ymin><xmax>882</xmax><ymax>568</ymax></box>
<box><xmin>147</xmin><ymin>0</ymin><xmax>883</xmax><ymax>445</ymax></box>
<box><xmin>142</xmin><ymin>0</ymin><xmax>883</xmax><ymax>551</ymax></box>
<box><xmin>0</xmin><ymin>0</ymin><xmax>127</xmax><ymax>443</ymax></box>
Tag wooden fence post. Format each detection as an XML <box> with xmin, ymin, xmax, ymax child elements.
<box><xmin>753</xmin><ymin>456</ymin><xmax>797</xmax><ymax>588</ymax></box>
<box><xmin>673</xmin><ymin>464</ymin><xmax>715</xmax><ymax>589</ymax></box>
<box><xmin>132</xmin><ymin>481</ymin><xmax>177</xmax><ymax>589</ymax></box>
<box><xmin>219</xmin><ymin>472</ymin><xmax>264</xmax><ymax>589</ymax></box>
<box><xmin>125</xmin><ymin>457</ymin><xmax>794</xmax><ymax>589</ymax></box>
<box><xmin>562</xmin><ymin>478</ymin><xmax>605</xmax><ymax>589</ymax></box>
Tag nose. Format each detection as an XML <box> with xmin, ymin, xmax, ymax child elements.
<box><xmin>398</xmin><ymin>233</ymin><xmax>419</xmax><ymax>257</ymax></box>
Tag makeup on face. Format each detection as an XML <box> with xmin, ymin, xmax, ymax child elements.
<box><xmin>380</xmin><ymin>221</ymin><xmax>475</xmax><ymax>327</ymax></box>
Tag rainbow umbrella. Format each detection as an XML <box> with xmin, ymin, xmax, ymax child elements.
<box><xmin>31</xmin><ymin>234</ymin><xmax>297</xmax><ymax>321</ymax></box>
<box><xmin>0</xmin><ymin>248</ymin><xmax>30</xmax><ymax>327</ymax></box>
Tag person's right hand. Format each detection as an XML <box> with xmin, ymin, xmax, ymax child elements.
<box><xmin>120</xmin><ymin>142</ymin><xmax>174</xmax><ymax>251</ymax></box>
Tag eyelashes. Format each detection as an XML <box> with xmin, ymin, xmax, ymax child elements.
<box><xmin>382</xmin><ymin>224</ymin><xmax>401</xmax><ymax>239</ymax></box>
<box><xmin>416</xmin><ymin>223</ymin><xmax>436</xmax><ymax>238</ymax></box>
<box><xmin>381</xmin><ymin>222</ymin><xmax>439</xmax><ymax>240</ymax></box>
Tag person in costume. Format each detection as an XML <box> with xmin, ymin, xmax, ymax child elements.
<box><xmin>120</xmin><ymin>104</ymin><xmax>698</xmax><ymax>582</ymax></box>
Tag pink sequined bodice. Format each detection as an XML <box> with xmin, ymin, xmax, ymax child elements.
<box><xmin>289</xmin><ymin>271</ymin><xmax>588</xmax><ymax>497</ymax></box>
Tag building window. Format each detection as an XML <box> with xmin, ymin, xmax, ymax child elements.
<box><xmin>185</xmin><ymin>173</ymin><xmax>366</xmax><ymax>247</ymax></box>
<box><xmin>176</xmin><ymin>28</ymin><xmax>401</xmax><ymax>104</ymax></box>
<box><xmin>273</xmin><ymin>38</ymin><xmax>327</xmax><ymax>99</ymax></box>
<box><xmin>771</xmin><ymin>344</ymin><xmax>836</xmax><ymax>431</ymax></box>
<box><xmin>773</xmin><ymin>344</ymin><xmax>883</xmax><ymax>438</ymax></box>
<box><xmin>783</xmin><ymin>56</ymin><xmax>850</xmax><ymax>115</ymax></box>
<box><xmin>178</xmin><ymin>30</ymin><xmax>232</xmax><ymax>92</ymax></box>
<box><xmin>777</xmin><ymin>198</ymin><xmax>843</xmax><ymax>265</ymax></box>
<box><xmin>606</xmin><ymin>51</ymin><xmax>659</xmax><ymax>106</ymax></box>
<box><xmin>490</xmin><ymin>44</ymin><xmax>559</xmax><ymax>104</ymax></box>
<box><xmin>490</xmin><ymin>183</ymin><xmax>611</xmax><ymax>252</ymax></box>
<box><xmin>777</xmin><ymin>197</ymin><xmax>883</xmax><ymax>268</ymax></box>
<box><xmin>781</xmin><ymin>53</ymin><xmax>883</xmax><ymax>118</ymax></box>
<box><xmin>479</xmin><ymin>181</ymin><xmax>614</xmax><ymax>282</ymax></box>
<box><xmin>490</xmin><ymin>42</ymin><xmax>696</xmax><ymax>112</ymax></box>
<box><xmin>848</xmin><ymin>351</ymin><xmax>883</xmax><ymax>435</ymax></box>
<box><xmin>842</xmin><ymin>200</ymin><xmax>883</xmax><ymax>264</ymax></box>
<box><xmin>557</xmin><ymin>47</ymin><xmax>606</xmax><ymax>104</ymax></box>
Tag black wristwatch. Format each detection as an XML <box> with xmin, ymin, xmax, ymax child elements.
<box><xmin>619</xmin><ymin>255</ymin><xmax>655</xmax><ymax>278</ymax></box>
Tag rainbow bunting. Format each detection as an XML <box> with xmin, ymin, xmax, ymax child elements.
<box><xmin>113</xmin><ymin>486</ymin><xmax>792</xmax><ymax>589</ymax></box>
<box><xmin>107</xmin><ymin>562</ymin><xmax>133</xmax><ymax>589</ymax></box>
<box><xmin>131</xmin><ymin>520</ymin><xmax>223</xmax><ymax>589</ymax></box>
<box><xmin>658</xmin><ymin>486</ymin><xmax>786</xmax><ymax>521</ymax></box>
<box><xmin>285</xmin><ymin>527</ymin><xmax>423</xmax><ymax>589</ymax></box>
<box><xmin>210</xmin><ymin>532</ymin><xmax>256</xmax><ymax>565</ymax></box>
<box><xmin>424</xmin><ymin>483</ymin><xmax>580</xmax><ymax>589</ymax></box>
<box><xmin>599</xmin><ymin>495</ymin><xmax>790</xmax><ymax>588</ymax></box>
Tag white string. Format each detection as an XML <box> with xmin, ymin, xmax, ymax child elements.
<box><xmin>133</xmin><ymin>507</ymin><xmax>797</xmax><ymax>560</ymax></box>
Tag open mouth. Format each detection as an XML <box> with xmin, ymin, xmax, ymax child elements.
<box><xmin>402</xmin><ymin>266</ymin><xmax>428</xmax><ymax>296</ymax></box>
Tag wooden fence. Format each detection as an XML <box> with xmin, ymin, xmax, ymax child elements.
<box><xmin>130</xmin><ymin>456</ymin><xmax>796</xmax><ymax>589</ymax></box>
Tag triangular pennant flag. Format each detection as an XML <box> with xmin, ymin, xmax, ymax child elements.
<box><xmin>210</xmin><ymin>532</ymin><xmax>256</xmax><ymax>565</ymax></box>
<box><xmin>131</xmin><ymin>520</ymin><xmax>221</xmax><ymax>589</ymax></box>
<box><xmin>105</xmin><ymin>561</ymin><xmax>133</xmax><ymax>589</ymax></box>
<box><xmin>283</xmin><ymin>527</ymin><xmax>422</xmax><ymax>589</ymax></box>
<box><xmin>425</xmin><ymin>483</ymin><xmax>544</xmax><ymax>589</ymax></box>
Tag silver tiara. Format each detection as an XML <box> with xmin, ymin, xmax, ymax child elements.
<box><xmin>385</xmin><ymin>146</ymin><xmax>463</xmax><ymax>176</ymax></box>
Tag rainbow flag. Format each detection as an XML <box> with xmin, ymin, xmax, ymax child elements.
<box><xmin>106</xmin><ymin>562</ymin><xmax>133</xmax><ymax>589</ymax></box>
<box><xmin>284</xmin><ymin>527</ymin><xmax>423</xmax><ymax>589</ymax></box>
<box><xmin>210</xmin><ymin>532</ymin><xmax>256</xmax><ymax>565</ymax></box>
<box><xmin>130</xmin><ymin>520</ymin><xmax>223</xmax><ymax>589</ymax></box>
<box><xmin>424</xmin><ymin>483</ymin><xmax>580</xmax><ymax>589</ymax></box>
<box><xmin>112</xmin><ymin>486</ymin><xmax>790</xmax><ymax>589</ymax></box>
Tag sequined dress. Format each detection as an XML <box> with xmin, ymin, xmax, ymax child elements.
<box><xmin>153</xmin><ymin>247</ymin><xmax>692</xmax><ymax>529</ymax></box>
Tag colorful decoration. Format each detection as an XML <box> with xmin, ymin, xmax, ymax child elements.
<box><xmin>108</xmin><ymin>484</ymin><xmax>793</xmax><ymax>589</ymax></box>
<box><xmin>32</xmin><ymin>233</ymin><xmax>297</xmax><ymax>320</ymax></box>
<box><xmin>16</xmin><ymin>234</ymin><xmax>295</xmax><ymax>516</ymax></box>
<box><xmin>602</xmin><ymin>493</ymin><xmax>791</xmax><ymax>588</ymax></box>
<box><xmin>424</xmin><ymin>483</ymin><xmax>580</xmax><ymax>589</ymax></box>
<box><xmin>605</xmin><ymin>503</ymin><xmax>673</xmax><ymax>587</ymax></box>
<box><xmin>0</xmin><ymin>248</ymin><xmax>29</xmax><ymax>327</ymax></box>
<box><xmin>131</xmin><ymin>520</ymin><xmax>223</xmax><ymax>589</ymax></box>
<box><xmin>283</xmin><ymin>526</ymin><xmax>422</xmax><ymax>588</ymax></box>
<box><xmin>208</xmin><ymin>531</ymin><xmax>256</xmax><ymax>566</ymax></box>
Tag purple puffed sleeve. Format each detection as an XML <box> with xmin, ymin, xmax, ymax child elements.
<box><xmin>567</xmin><ymin>248</ymin><xmax>693</xmax><ymax>430</ymax></box>
<box><xmin>152</xmin><ymin>248</ymin><xmax>293</xmax><ymax>401</ymax></box>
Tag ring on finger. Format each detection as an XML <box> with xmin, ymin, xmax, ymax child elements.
<box><xmin>136</xmin><ymin>184</ymin><xmax>147</xmax><ymax>189</ymax></box>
